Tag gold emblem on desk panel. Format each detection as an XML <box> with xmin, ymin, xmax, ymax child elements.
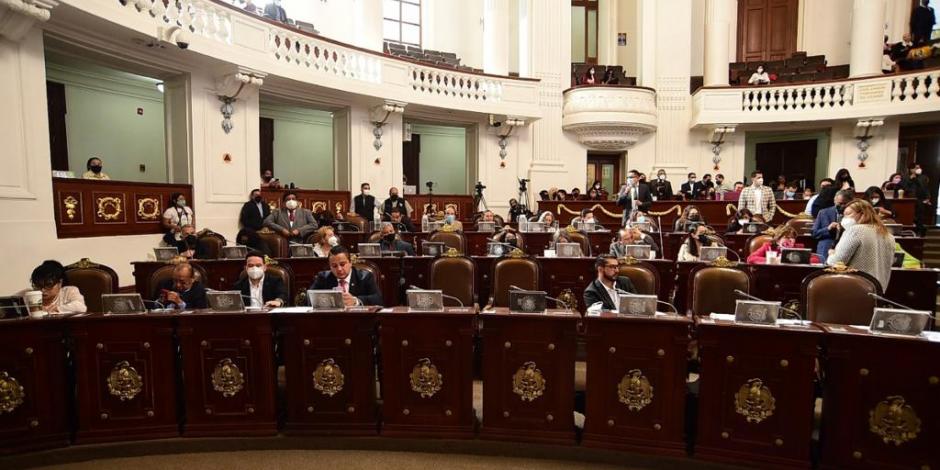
<box><xmin>107</xmin><ymin>361</ymin><xmax>143</xmax><ymax>401</ymax></box>
<box><xmin>709</xmin><ymin>256</ymin><xmax>738</xmax><ymax>268</ymax></box>
<box><xmin>869</xmin><ymin>396</ymin><xmax>921</xmax><ymax>445</ymax></box>
<box><xmin>136</xmin><ymin>197</ymin><xmax>160</xmax><ymax>221</ymax></box>
<box><xmin>410</xmin><ymin>358</ymin><xmax>443</xmax><ymax>398</ymax></box>
<box><xmin>313</xmin><ymin>358</ymin><xmax>345</xmax><ymax>397</ymax></box>
<box><xmin>96</xmin><ymin>196</ymin><xmax>123</xmax><ymax>221</ymax></box>
<box><xmin>0</xmin><ymin>371</ymin><xmax>25</xmax><ymax>414</ymax></box>
<box><xmin>508</xmin><ymin>248</ymin><xmax>526</xmax><ymax>258</ymax></box>
<box><xmin>512</xmin><ymin>361</ymin><xmax>546</xmax><ymax>402</ymax></box>
<box><xmin>734</xmin><ymin>378</ymin><xmax>775</xmax><ymax>423</ymax></box>
<box><xmin>558</xmin><ymin>289</ymin><xmax>578</xmax><ymax>311</ymax></box>
<box><xmin>63</xmin><ymin>196</ymin><xmax>79</xmax><ymax>220</ymax></box>
<box><xmin>211</xmin><ymin>358</ymin><xmax>245</xmax><ymax>397</ymax></box>
<box><xmin>443</xmin><ymin>248</ymin><xmax>461</xmax><ymax>258</ymax></box>
<box><xmin>618</xmin><ymin>369</ymin><xmax>653</xmax><ymax>411</ymax></box>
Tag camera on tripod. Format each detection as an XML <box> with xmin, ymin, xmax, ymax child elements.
<box><xmin>425</xmin><ymin>181</ymin><xmax>435</xmax><ymax>190</ymax></box>
<box><xmin>474</xmin><ymin>181</ymin><xmax>486</xmax><ymax>194</ymax></box>
<box><xmin>518</xmin><ymin>178</ymin><xmax>529</xmax><ymax>192</ymax></box>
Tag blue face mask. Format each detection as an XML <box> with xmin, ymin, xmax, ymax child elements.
<box><xmin>445</xmin><ymin>214</ymin><xmax>455</xmax><ymax>224</ymax></box>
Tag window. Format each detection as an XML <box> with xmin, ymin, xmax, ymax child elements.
<box><xmin>571</xmin><ymin>0</ymin><xmax>598</xmax><ymax>64</ymax></box>
<box><xmin>383</xmin><ymin>0</ymin><xmax>422</xmax><ymax>47</ymax></box>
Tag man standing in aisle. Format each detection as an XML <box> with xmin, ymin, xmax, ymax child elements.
<box><xmin>738</xmin><ymin>170</ymin><xmax>776</xmax><ymax>222</ymax></box>
<box><xmin>353</xmin><ymin>183</ymin><xmax>376</xmax><ymax>221</ymax></box>
<box><xmin>617</xmin><ymin>169</ymin><xmax>652</xmax><ymax>226</ymax></box>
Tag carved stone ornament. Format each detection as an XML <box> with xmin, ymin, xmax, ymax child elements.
<box><xmin>96</xmin><ymin>196</ymin><xmax>123</xmax><ymax>221</ymax></box>
<box><xmin>734</xmin><ymin>378</ymin><xmax>775</xmax><ymax>424</ymax></box>
<box><xmin>409</xmin><ymin>358</ymin><xmax>443</xmax><ymax>398</ymax></box>
<box><xmin>617</xmin><ymin>369</ymin><xmax>654</xmax><ymax>411</ymax></box>
<box><xmin>869</xmin><ymin>395</ymin><xmax>921</xmax><ymax>446</ymax></box>
<box><xmin>312</xmin><ymin>358</ymin><xmax>345</xmax><ymax>397</ymax></box>
<box><xmin>63</xmin><ymin>195</ymin><xmax>78</xmax><ymax>220</ymax></box>
<box><xmin>211</xmin><ymin>358</ymin><xmax>245</xmax><ymax>398</ymax></box>
<box><xmin>107</xmin><ymin>361</ymin><xmax>143</xmax><ymax>401</ymax></box>
<box><xmin>0</xmin><ymin>0</ymin><xmax>59</xmax><ymax>42</ymax></box>
<box><xmin>0</xmin><ymin>371</ymin><xmax>25</xmax><ymax>414</ymax></box>
<box><xmin>512</xmin><ymin>361</ymin><xmax>546</xmax><ymax>402</ymax></box>
<box><xmin>136</xmin><ymin>197</ymin><xmax>161</xmax><ymax>221</ymax></box>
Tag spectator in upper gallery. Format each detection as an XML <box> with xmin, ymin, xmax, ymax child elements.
<box><xmin>162</xmin><ymin>192</ymin><xmax>194</xmax><ymax>241</ymax></box>
<box><xmin>587</xmin><ymin>188</ymin><xmax>601</xmax><ymax>200</ymax></box>
<box><xmin>700</xmin><ymin>174</ymin><xmax>715</xmax><ymax>198</ymax></box>
<box><xmin>239</xmin><ymin>189</ymin><xmax>270</xmax><ymax>231</ymax></box>
<box><xmin>556</xmin><ymin>189</ymin><xmax>569</xmax><ymax>200</ymax></box>
<box><xmin>738</xmin><ymin>170</ymin><xmax>777</xmax><ymax>221</ymax></box>
<box><xmin>650</xmin><ymin>169</ymin><xmax>674</xmax><ymax>201</ymax></box>
<box><xmin>264</xmin><ymin>0</ymin><xmax>288</xmax><ymax>23</ymax></box>
<box><xmin>812</xmin><ymin>168</ymin><xmax>855</xmax><ymax>216</ymax></box>
<box><xmin>538</xmin><ymin>189</ymin><xmax>550</xmax><ymax>200</ymax></box>
<box><xmin>582</xmin><ymin>66</ymin><xmax>597</xmax><ymax>85</ymax></box>
<box><xmin>241</xmin><ymin>0</ymin><xmax>260</xmax><ymax>14</ymax></box>
<box><xmin>713</xmin><ymin>173</ymin><xmax>731</xmax><ymax>194</ymax></box>
<box><xmin>864</xmin><ymin>186</ymin><xmax>896</xmax><ymax>219</ymax></box>
<box><xmin>590</xmin><ymin>179</ymin><xmax>609</xmax><ymax>199</ymax></box>
<box><xmin>24</xmin><ymin>260</ymin><xmax>86</xmax><ymax>314</ymax></box>
<box><xmin>264</xmin><ymin>191</ymin><xmax>318</xmax><ymax>243</ymax></box>
<box><xmin>82</xmin><ymin>156</ymin><xmax>110</xmax><ymax>180</ymax></box>
<box><xmin>260</xmin><ymin>169</ymin><xmax>282</xmax><ymax>189</ymax></box>
<box><xmin>387</xmin><ymin>207</ymin><xmax>415</xmax><ymax>233</ymax></box>
<box><xmin>601</xmin><ymin>68</ymin><xmax>619</xmax><ymax>85</ymax></box>
<box><xmin>911</xmin><ymin>0</ymin><xmax>937</xmax><ymax>45</ymax></box>
<box><xmin>771</xmin><ymin>175</ymin><xmax>788</xmax><ymax>196</ymax></box>
<box><xmin>747</xmin><ymin>64</ymin><xmax>771</xmax><ymax>85</ymax></box>
<box><xmin>680</xmin><ymin>172</ymin><xmax>705</xmax><ymax>200</ymax></box>
<box><xmin>882</xmin><ymin>172</ymin><xmax>905</xmax><ymax>198</ymax></box>
<box><xmin>890</xmin><ymin>33</ymin><xmax>920</xmax><ymax>71</ymax></box>
<box><xmin>802</xmin><ymin>186</ymin><xmax>815</xmax><ymax>201</ymax></box>
<box><xmin>780</xmin><ymin>182</ymin><xmax>801</xmax><ymax>200</ymax></box>
<box><xmin>882</xmin><ymin>36</ymin><xmax>897</xmax><ymax>73</ymax></box>
<box><xmin>812</xmin><ymin>189</ymin><xmax>854</xmax><ymax>263</ymax></box>
<box><xmin>235</xmin><ymin>228</ymin><xmax>271</xmax><ymax>257</ymax></box>
<box><xmin>571</xmin><ymin>187</ymin><xmax>582</xmax><ymax>200</ymax></box>
<box><xmin>353</xmin><ymin>182</ymin><xmax>376</xmax><ymax>221</ymax></box>
<box><xmin>733</xmin><ymin>181</ymin><xmax>745</xmax><ymax>192</ymax></box>
<box><xmin>806</xmin><ymin>178</ymin><xmax>833</xmax><ymax>214</ymax></box>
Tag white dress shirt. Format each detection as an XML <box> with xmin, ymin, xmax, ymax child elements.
<box><xmin>752</xmin><ymin>187</ymin><xmax>764</xmax><ymax>215</ymax></box>
<box><xmin>249</xmin><ymin>275</ymin><xmax>264</xmax><ymax>308</ymax></box>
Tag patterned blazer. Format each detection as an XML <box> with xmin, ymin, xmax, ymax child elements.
<box><xmin>737</xmin><ymin>185</ymin><xmax>776</xmax><ymax>221</ymax></box>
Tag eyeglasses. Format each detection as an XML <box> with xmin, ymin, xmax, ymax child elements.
<box><xmin>31</xmin><ymin>280</ymin><xmax>59</xmax><ymax>290</ymax></box>
<box><xmin>603</xmin><ymin>264</ymin><xmax>619</xmax><ymax>269</ymax></box>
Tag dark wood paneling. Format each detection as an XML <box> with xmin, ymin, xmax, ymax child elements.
<box><xmin>755</xmin><ymin>139</ymin><xmax>817</xmax><ymax>185</ymax></box>
<box><xmin>259</xmin><ymin>188</ymin><xmax>351</xmax><ymax>218</ymax></box>
<box><xmin>737</xmin><ymin>0</ymin><xmax>798</xmax><ymax>63</ymax></box>
<box><xmin>52</xmin><ymin>178</ymin><xmax>192</xmax><ymax>239</ymax></box>
<box><xmin>413</xmin><ymin>195</ymin><xmax>476</xmax><ymax>222</ymax></box>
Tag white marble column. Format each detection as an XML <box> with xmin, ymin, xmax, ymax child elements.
<box><xmin>849</xmin><ymin>0</ymin><xmax>886</xmax><ymax>78</ymax></box>
<box><xmin>703</xmin><ymin>0</ymin><xmax>732</xmax><ymax>87</ymax></box>
<box><xmin>483</xmin><ymin>0</ymin><xmax>510</xmax><ymax>75</ymax></box>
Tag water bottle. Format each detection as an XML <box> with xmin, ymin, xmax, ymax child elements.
<box><xmin>517</xmin><ymin>214</ymin><xmax>527</xmax><ymax>232</ymax></box>
<box><xmin>421</xmin><ymin>213</ymin><xmax>429</xmax><ymax>232</ymax></box>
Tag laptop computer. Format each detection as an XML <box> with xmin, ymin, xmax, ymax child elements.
<box><xmin>222</xmin><ymin>245</ymin><xmax>248</xmax><ymax>260</ymax></box>
<box><xmin>101</xmin><ymin>293</ymin><xmax>147</xmax><ymax>314</ymax></box>
<box><xmin>0</xmin><ymin>296</ymin><xmax>30</xmax><ymax>319</ymax></box>
<box><xmin>289</xmin><ymin>244</ymin><xmax>316</xmax><ymax>258</ymax></box>
<box><xmin>781</xmin><ymin>247</ymin><xmax>811</xmax><ymax>265</ymax></box>
<box><xmin>358</xmin><ymin>243</ymin><xmax>381</xmax><ymax>257</ymax></box>
<box><xmin>556</xmin><ymin>242</ymin><xmax>583</xmax><ymax>258</ymax></box>
<box><xmin>207</xmin><ymin>291</ymin><xmax>246</xmax><ymax>312</ymax></box>
<box><xmin>422</xmin><ymin>242</ymin><xmax>445</xmax><ymax>257</ymax></box>
<box><xmin>153</xmin><ymin>247</ymin><xmax>179</xmax><ymax>261</ymax></box>
<box><xmin>700</xmin><ymin>246</ymin><xmax>728</xmax><ymax>262</ymax></box>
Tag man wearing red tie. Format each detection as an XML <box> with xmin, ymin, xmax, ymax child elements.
<box><xmin>263</xmin><ymin>191</ymin><xmax>318</xmax><ymax>243</ymax></box>
<box><xmin>310</xmin><ymin>245</ymin><xmax>384</xmax><ymax>307</ymax></box>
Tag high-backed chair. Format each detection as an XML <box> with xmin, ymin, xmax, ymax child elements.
<box><xmin>687</xmin><ymin>262</ymin><xmax>752</xmax><ymax>316</ymax></box>
<box><xmin>147</xmin><ymin>263</ymin><xmax>208</xmax><ymax>300</ymax></box>
<box><xmin>237</xmin><ymin>261</ymin><xmax>295</xmax><ymax>307</ymax></box>
<box><xmin>367</xmin><ymin>231</ymin><xmax>383</xmax><ymax>242</ymax></box>
<box><xmin>257</xmin><ymin>227</ymin><xmax>288</xmax><ymax>258</ymax></box>
<box><xmin>801</xmin><ymin>265</ymin><xmax>881</xmax><ymax>325</ymax></box>
<box><xmin>429</xmin><ymin>252</ymin><xmax>476</xmax><ymax>307</ymax></box>
<box><xmin>65</xmin><ymin>258</ymin><xmax>119</xmax><ymax>313</ymax></box>
<box><xmin>565</xmin><ymin>228</ymin><xmax>592</xmax><ymax>256</ymax></box>
<box><xmin>488</xmin><ymin>253</ymin><xmax>541</xmax><ymax>308</ymax></box>
<box><xmin>745</xmin><ymin>233</ymin><xmax>773</xmax><ymax>255</ymax></box>
<box><xmin>617</xmin><ymin>259</ymin><xmax>660</xmax><ymax>296</ymax></box>
<box><xmin>785</xmin><ymin>217</ymin><xmax>814</xmax><ymax>235</ymax></box>
<box><xmin>340</xmin><ymin>214</ymin><xmax>368</xmax><ymax>232</ymax></box>
<box><xmin>196</xmin><ymin>229</ymin><xmax>226</xmax><ymax>259</ymax></box>
<box><xmin>428</xmin><ymin>229</ymin><xmax>466</xmax><ymax>254</ymax></box>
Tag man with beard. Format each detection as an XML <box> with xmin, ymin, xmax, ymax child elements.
<box><xmin>582</xmin><ymin>254</ymin><xmax>637</xmax><ymax>311</ymax></box>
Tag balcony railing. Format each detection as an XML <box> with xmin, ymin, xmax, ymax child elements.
<box><xmin>692</xmin><ymin>68</ymin><xmax>940</xmax><ymax>127</ymax></box>
<box><xmin>561</xmin><ymin>85</ymin><xmax>657</xmax><ymax>151</ymax></box>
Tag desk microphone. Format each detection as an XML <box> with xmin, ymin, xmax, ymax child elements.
<box><xmin>240</xmin><ymin>295</ymin><xmax>262</xmax><ymax>309</ymax></box>
<box><xmin>656</xmin><ymin>215</ymin><xmax>665</xmax><ymax>257</ymax></box>
<box><xmin>615</xmin><ymin>287</ymin><xmax>678</xmax><ymax>314</ymax></box>
<box><xmin>486</xmin><ymin>238</ymin><xmax>517</xmax><ymax>254</ymax></box>
<box><xmin>142</xmin><ymin>299</ymin><xmax>170</xmax><ymax>312</ymax></box>
<box><xmin>866</xmin><ymin>292</ymin><xmax>914</xmax><ymax>311</ymax></box>
<box><xmin>408</xmin><ymin>285</ymin><xmax>465</xmax><ymax>308</ymax></box>
<box><xmin>733</xmin><ymin>289</ymin><xmax>804</xmax><ymax>322</ymax></box>
<box><xmin>509</xmin><ymin>284</ymin><xmax>569</xmax><ymax>311</ymax></box>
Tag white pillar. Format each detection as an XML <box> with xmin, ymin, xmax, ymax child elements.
<box><xmin>483</xmin><ymin>0</ymin><xmax>510</xmax><ymax>75</ymax></box>
<box><xmin>703</xmin><ymin>0</ymin><xmax>731</xmax><ymax>86</ymax></box>
<box><xmin>849</xmin><ymin>0</ymin><xmax>886</xmax><ymax>78</ymax></box>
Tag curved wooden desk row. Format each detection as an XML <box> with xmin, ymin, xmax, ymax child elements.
<box><xmin>132</xmin><ymin>257</ymin><xmax>938</xmax><ymax>314</ymax></box>
<box><xmin>0</xmin><ymin>309</ymin><xmax>936</xmax><ymax>469</ymax></box>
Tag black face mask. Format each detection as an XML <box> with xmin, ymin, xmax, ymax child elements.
<box><xmin>390</xmin><ymin>194</ymin><xmax>399</xmax><ymax>200</ymax></box>
<box><xmin>505</xmin><ymin>238</ymin><xmax>517</xmax><ymax>247</ymax></box>
<box><xmin>262</xmin><ymin>175</ymin><xmax>272</xmax><ymax>182</ymax></box>
<box><xmin>698</xmin><ymin>234</ymin><xmax>709</xmax><ymax>243</ymax></box>
<box><xmin>252</xmin><ymin>195</ymin><xmax>262</xmax><ymax>203</ymax></box>
<box><xmin>90</xmin><ymin>165</ymin><xmax>102</xmax><ymax>174</ymax></box>
<box><xmin>383</xmin><ymin>233</ymin><xmax>396</xmax><ymax>243</ymax></box>
<box><xmin>185</xmin><ymin>235</ymin><xmax>197</xmax><ymax>245</ymax></box>
<box><xmin>688</xmin><ymin>214</ymin><xmax>700</xmax><ymax>221</ymax></box>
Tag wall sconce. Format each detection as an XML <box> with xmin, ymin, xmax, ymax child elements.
<box><xmin>854</xmin><ymin>119</ymin><xmax>884</xmax><ymax>168</ymax></box>
<box><xmin>370</xmin><ymin>101</ymin><xmax>406</xmax><ymax>153</ymax></box>
<box><xmin>491</xmin><ymin>115</ymin><xmax>525</xmax><ymax>168</ymax></box>
<box><xmin>708</xmin><ymin>125</ymin><xmax>736</xmax><ymax>170</ymax></box>
<box><xmin>215</xmin><ymin>71</ymin><xmax>264</xmax><ymax>134</ymax></box>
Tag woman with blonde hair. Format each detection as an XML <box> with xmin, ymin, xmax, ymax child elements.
<box><xmin>312</xmin><ymin>226</ymin><xmax>340</xmax><ymax>257</ymax></box>
<box><xmin>826</xmin><ymin>199</ymin><xmax>895</xmax><ymax>290</ymax></box>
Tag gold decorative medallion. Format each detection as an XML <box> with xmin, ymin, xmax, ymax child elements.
<box><xmin>869</xmin><ymin>396</ymin><xmax>921</xmax><ymax>445</ymax></box>
<box><xmin>211</xmin><ymin>358</ymin><xmax>245</xmax><ymax>398</ymax></box>
<box><xmin>710</xmin><ymin>256</ymin><xmax>739</xmax><ymax>268</ymax></box>
<box><xmin>617</xmin><ymin>369</ymin><xmax>653</xmax><ymax>411</ymax></box>
<box><xmin>443</xmin><ymin>248</ymin><xmax>461</xmax><ymax>258</ymax></box>
<box><xmin>557</xmin><ymin>289</ymin><xmax>578</xmax><ymax>311</ymax></box>
<box><xmin>508</xmin><ymin>248</ymin><xmax>526</xmax><ymax>258</ymax></box>
<box><xmin>63</xmin><ymin>196</ymin><xmax>79</xmax><ymax>220</ymax></box>
<box><xmin>267</xmin><ymin>200</ymin><xmax>278</xmax><ymax>212</ymax></box>
<box><xmin>66</xmin><ymin>258</ymin><xmax>101</xmax><ymax>270</ymax></box>
<box><xmin>96</xmin><ymin>196</ymin><xmax>123</xmax><ymax>221</ymax></box>
<box><xmin>620</xmin><ymin>256</ymin><xmax>640</xmax><ymax>265</ymax></box>
<box><xmin>312</xmin><ymin>358</ymin><xmax>345</xmax><ymax>397</ymax></box>
<box><xmin>107</xmin><ymin>361</ymin><xmax>143</xmax><ymax>401</ymax></box>
<box><xmin>824</xmin><ymin>263</ymin><xmax>858</xmax><ymax>274</ymax></box>
<box><xmin>409</xmin><ymin>358</ymin><xmax>443</xmax><ymax>398</ymax></box>
<box><xmin>136</xmin><ymin>197</ymin><xmax>160</xmax><ymax>221</ymax></box>
<box><xmin>440</xmin><ymin>224</ymin><xmax>456</xmax><ymax>232</ymax></box>
<box><xmin>311</xmin><ymin>201</ymin><xmax>327</xmax><ymax>213</ymax></box>
<box><xmin>512</xmin><ymin>361</ymin><xmax>546</xmax><ymax>402</ymax></box>
<box><xmin>734</xmin><ymin>378</ymin><xmax>775</xmax><ymax>423</ymax></box>
<box><xmin>0</xmin><ymin>371</ymin><xmax>25</xmax><ymax>414</ymax></box>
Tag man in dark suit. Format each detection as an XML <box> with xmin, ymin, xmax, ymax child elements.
<box><xmin>382</xmin><ymin>187</ymin><xmax>409</xmax><ymax>219</ymax></box>
<box><xmin>378</xmin><ymin>222</ymin><xmax>416</xmax><ymax>256</ymax></box>
<box><xmin>353</xmin><ymin>183</ymin><xmax>376</xmax><ymax>221</ymax></box>
<box><xmin>680</xmin><ymin>172</ymin><xmax>706</xmax><ymax>200</ymax></box>
<box><xmin>616</xmin><ymin>169</ymin><xmax>653</xmax><ymax>225</ymax></box>
<box><xmin>911</xmin><ymin>0</ymin><xmax>936</xmax><ymax>45</ymax></box>
<box><xmin>387</xmin><ymin>207</ymin><xmax>415</xmax><ymax>232</ymax></box>
<box><xmin>239</xmin><ymin>189</ymin><xmax>270</xmax><ymax>231</ymax></box>
<box><xmin>264</xmin><ymin>192</ymin><xmax>318</xmax><ymax>243</ymax></box>
<box><xmin>263</xmin><ymin>0</ymin><xmax>288</xmax><ymax>23</ymax></box>
<box><xmin>583</xmin><ymin>255</ymin><xmax>636</xmax><ymax>311</ymax></box>
<box><xmin>649</xmin><ymin>169</ymin><xmax>674</xmax><ymax>200</ymax></box>
<box><xmin>153</xmin><ymin>263</ymin><xmax>207</xmax><ymax>309</ymax></box>
<box><xmin>310</xmin><ymin>245</ymin><xmax>383</xmax><ymax>306</ymax></box>
<box><xmin>233</xmin><ymin>254</ymin><xmax>288</xmax><ymax>308</ymax></box>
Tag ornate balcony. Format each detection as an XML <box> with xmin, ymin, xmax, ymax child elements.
<box><xmin>561</xmin><ymin>85</ymin><xmax>657</xmax><ymax>151</ymax></box>
<box><xmin>691</xmin><ymin>68</ymin><xmax>940</xmax><ymax>127</ymax></box>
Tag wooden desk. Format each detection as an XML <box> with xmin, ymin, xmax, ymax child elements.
<box><xmin>818</xmin><ymin>325</ymin><xmax>940</xmax><ymax>470</ymax></box>
<box><xmin>479</xmin><ymin>308</ymin><xmax>578</xmax><ymax>444</ymax></box>
<box><xmin>69</xmin><ymin>313</ymin><xmax>179</xmax><ymax>443</ymax></box>
<box><xmin>277</xmin><ymin>308</ymin><xmax>379</xmax><ymax>435</ymax></box>
<box><xmin>0</xmin><ymin>317</ymin><xmax>69</xmax><ymax>454</ymax></box>
<box><xmin>581</xmin><ymin>312</ymin><xmax>692</xmax><ymax>456</ymax></box>
<box><xmin>694</xmin><ymin>317</ymin><xmax>823</xmax><ymax>467</ymax></box>
<box><xmin>176</xmin><ymin>310</ymin><xmax>276</xmax><ymax>436</ymax></box>
<box><xmin>661</xmin><ymin>232</ymin><xmax>924</xmax><ymax>262</ymax></box>
<box><xmin>378</xmin><ymin>307</ymin><xmax>477</xmax><ymax>438</ymax></box>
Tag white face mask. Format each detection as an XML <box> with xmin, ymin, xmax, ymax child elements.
<box><xmin>658</xmin><ymin>174</ymin><xmax>665</xmax><ymax>180</ymax></box>
<box><xmin>285</xmin><ymin>199</ymin><xmax>299</xmax><ymax>210</ymax></box>
<box><xmin>247</xmin><ymin>266</ymin><xmax>264</xmax><ymax>280</ymax></box>
<box><xmin>871</xmin><ymin>198</ymin><xmax>880</xmax><ymax>205</ymax></box>
<box><xmin>327</xmin><ymin>235</ymin><xmax>339</xmax><ymax>246</ymax></box>
<box><xmin>362</xmin><ymin>189</ymin><xmax>370</xmax><ymax>195</ymax></box>
<box><xmin>841</xmin><ymin>216</ymin><xmax>857</xmax><ymax>230</ymax></box>
<box><xmin>915</xmin><ymin>168</ymin><xmax>923</xmax><ymax>175</ymax></box>
<box><xmin>636</xmin><ymin>215</ymin><xmax>646</xmax><ymax>223</ymax></box>
<box><xmin>738</xmin><ymin>219</ymin><xmax>749</xmax><ymax>226</ymax></box>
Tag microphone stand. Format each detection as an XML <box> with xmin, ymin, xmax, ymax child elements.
<box><xmin>615</xmin><ymin>287</ymin><xmax>678</xmax><ymax>314</ymax></box>
<box><xmin>509</xmin><ymin>284</ymin><xmax>569</xmax><ymax>312</ymax></box>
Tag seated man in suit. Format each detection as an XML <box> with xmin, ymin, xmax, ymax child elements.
<box><xmin>310</xmin><ymin>245</ymin><xmax>384</xmax><ymax>306</ymax></box>
<box><xmin>387</xmin><ymin>207</ymin><xmax>415</xmax><ymax>232</ymax></box>
<box><xmin>153</xmin><ymin>263</ymin><xmax>207</xmax><ymax>309</ymax></box>
<box><xmin>264</xmin><ymin>192</ymin><xmax>318</xmax><ymax>243</ymax></box>
<box><xmin>233</xmin><ymin>253</ymin><xmax>287</xmax><ymax>308</ymax></box>
<box><xmin>583</xmin><ymin>254</ymin><xmax>636</xmax><ymax>311</ymax></box>
<box><xmin>442</xmin><ymin>206</ymin><xmax>464</xmax><ymax>232</ymax></box>
<box><xmin>378</xmin><ymin>222</ymin><xmax>416</xmax><ymax>256</ymax></box>
<box><xmin>239</xmin><ymin>188</ymin><xmax>270</xmax><ymax>231</ymax></box>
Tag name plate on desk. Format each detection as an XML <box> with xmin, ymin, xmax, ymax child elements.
<box><xmin>734</xmin><ymin>300</ymin><xmax>780</xmax><ymax>325</ymax></box>
<box><xmin>406</xmin><ymin>289</ymin><xmax>444</xmax><ymax>312</ymax></box>
<box><xmin>625</xmin><ymin>244</ymin><xmax>651</xmax><ymax>260</ymax></box>
<box><xmin>308</xmin><ymin>289</ymin><xmax>344</xmax><ymax>309</ymax></box>
<box><xmin>617</xmin><ymin>294</ymin><xmax>656</xmax><ymax>316</ymax></box>
<box><xmin>556</xmin><ymin>242</ymin><xmax>582</xmax><ymax>258</ymax></box>
<box><xmin>870</xmin><ymin>308</ymin><xmax>931</xmax><ymax>336</ymax></box>
<box><xmin>102</xmin><ymin>293</ymin><xmax>147</xmax><ymax>314</ymax></box>
<box><xmin>509</xmin><ymin>290</ymin><xmax>547</xmax><ymax>313</ymax></box>
<box><xmin>207</xmin><ymin>291</ymin><xmax>245</xmax><ymax>312</ymax></box>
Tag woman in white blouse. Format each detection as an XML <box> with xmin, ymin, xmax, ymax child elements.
<box><xmin>25</xmin><ymin>260</ymin><xmax>87</xmax><ymax>314</ymax></box>
<box><xmin>677</xmin><ymin>224</ymin><xmax>716</xmax><ymax>262</ymax></box>
<box><xmin>748</xmin><ymin>65</ymin><xmax>770</xmax><ymax>85</ymax></box>
<box><xmin>162</xmin><ymin>192</ymin><xmax>195</xmax><ymax>241</ymax></box>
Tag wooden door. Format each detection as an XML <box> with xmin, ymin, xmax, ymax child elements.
<box><xmin>46</xmin><ymin>81</ymin><xmax>70</xmax><ymax>172</ymax></box>
<box><xmin>737</xmin><ymin>0</ymin><xmax>799</xmax><ymax>63</ymax></box>
<box><xmin>755</xmin><ymin>139</ymin><xmax>817</xmax><ymax>188</ymax></box>
<box><xmin>259</xmin><ymin>117</ymin><xmax>274</xmax><ymax>176</ymax></box>
<box><xmin>403</xmin><ymin>134</ymin><xmax>421</xmax><ymax>193</ymax></box>
<box><xmin>586</xmin><ymin>154</ymin><xmax>620</xmax><ymax>195</ymax></box>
